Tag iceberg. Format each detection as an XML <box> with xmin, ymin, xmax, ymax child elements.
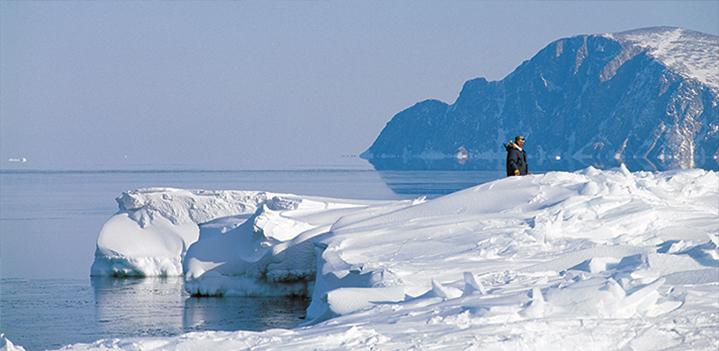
<box><xmin>79</xmin><ymin>167</ymin><xmax>719</xmax><ymax>350</ymax></box>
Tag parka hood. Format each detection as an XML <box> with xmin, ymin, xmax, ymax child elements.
<box><xmin>505</xmin><ymin>141</ymin><xmax>522</xmax><ymax>152</ymax></box>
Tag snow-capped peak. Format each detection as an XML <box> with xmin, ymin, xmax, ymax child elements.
<box><xmin>606</xmin><ymin>27</ymin><xmax>719</xmax><ymax>92</ymax></box>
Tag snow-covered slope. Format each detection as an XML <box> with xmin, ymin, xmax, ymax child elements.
<box><xmin>363</xmin><ymin>27</ymin><xmax>719</xmax><ymax>171</ymax></box>
<box><xmin>73</xmin><ymin>167</ymin><xmax>719</xmax><ymax>350</ymax></box>
<box><xmin>609</xmin><ymin>27</ymin><xmax>719</xmax><ymax>92</ymax></box>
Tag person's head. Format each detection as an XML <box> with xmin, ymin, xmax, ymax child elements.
<box><xmin>515</xmin><ymin>135</ymin><xmax>525</xmax><ymax>147</ymax></box>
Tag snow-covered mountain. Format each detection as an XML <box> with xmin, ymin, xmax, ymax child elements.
<box><xmin>362</xmin><ymin>27</ymin><xmax>719</xmax><ymax>171</ymax></box>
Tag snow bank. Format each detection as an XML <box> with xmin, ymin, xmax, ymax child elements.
<box><xmin>81</xmin><ymin>167</ymin><xmax>719</xmax><ymax>350</ymax></box>
<box><xmin>303</xmin><ymin>165</ymin><xmax>718</xmax><ymax>321</ymax></box>
<box><xmin>182</xmin><ymin>195</ymin><xmax>403</xmax><ymax>297</ymax></box>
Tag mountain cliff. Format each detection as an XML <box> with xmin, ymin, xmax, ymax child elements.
<box><xmin>361</xmin><ymin>27</ymin><xmax>719</xmax><ymax>171</ymax></box>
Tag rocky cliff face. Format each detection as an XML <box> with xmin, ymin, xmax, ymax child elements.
<box><xmin>362</xmin><ymin>27</ymin><xmax>719</xmax><ymax>171</ymax></box>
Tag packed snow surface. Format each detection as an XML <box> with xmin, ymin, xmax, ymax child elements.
<box><xmin>608</xmin><ymin>27</ymin><xmax>719</xmax><ymax>92</ymax></box>
<box><xmin>75</xmin><ymin>167</ymin><xmax>719</xmax><ymax>350</ymax></box>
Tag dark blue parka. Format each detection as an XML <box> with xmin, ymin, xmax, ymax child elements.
<box><xmin>505</xmin><ymin>143</ymin><xmax>528</xmax><ymax>176</ymax></box>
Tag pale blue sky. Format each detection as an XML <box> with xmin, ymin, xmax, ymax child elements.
<box><xmin>1</xmin><ymin>1</ymin><xmax>717</xmax><ymax>170</ymax></box>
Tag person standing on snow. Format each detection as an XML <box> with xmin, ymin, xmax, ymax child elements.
<box><xmin>505</xmin><ymin>135</ymin><xmax>528</xmax><ymax>176</ymax></box>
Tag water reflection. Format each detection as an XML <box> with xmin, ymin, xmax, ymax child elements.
<box><xmin>92</xmin><ymin>277</ymin><xmax>186</xmax><ymax>337</ymax></box>
<box><xmin>365</xmin><ymin>156</ymin><xmax>719</xmax><ymax>172</ymax></box>
<box><xmin>184</xmin><ymin>296</ymin><xmax>308</xmax><ymax>332</ymax></box>
<box><xmin>91</xmin><ymin>277</ymin><xmax>308</xmax><ymax>338</ymax></box>
<box><xmin>367</xmin><ymin>156</ymin><xmax>719</xmax><ymax>197</ymax></box>
<box><xmin>375</xmin><ymin>170</ymin><xmax>502</xmax><ymax>197</ymax></box>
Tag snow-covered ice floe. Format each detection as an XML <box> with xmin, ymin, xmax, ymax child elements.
<box><xmin>79</xmin><ymin>166</ymin><xmax>718</xmax><ymax>350</ymax></box>
<box><xmin>91</xmin><ymin>188</ymin><xmax>393</xmax><ymax>277</ymax></box>
<box><xmin>92</xmin><ymin>189</ymin><xmax>271</xmax><ymax>276</ymax></box>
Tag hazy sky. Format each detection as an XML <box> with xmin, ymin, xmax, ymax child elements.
<box><xmin>1</xmin><ymin>1</ymin><xmax>717</xmax><ymax>170</ymax></box>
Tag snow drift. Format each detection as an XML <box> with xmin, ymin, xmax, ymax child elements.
<box><xmin>82</xmin><ymin>167</ymin><xmax>719</xmax><ymax>350</ymax></box>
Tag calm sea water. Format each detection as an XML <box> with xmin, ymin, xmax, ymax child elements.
<box><xmin>0</xmin><ymin>169</ymin><xmax>501</xmax><ymax>350</ymax></box>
